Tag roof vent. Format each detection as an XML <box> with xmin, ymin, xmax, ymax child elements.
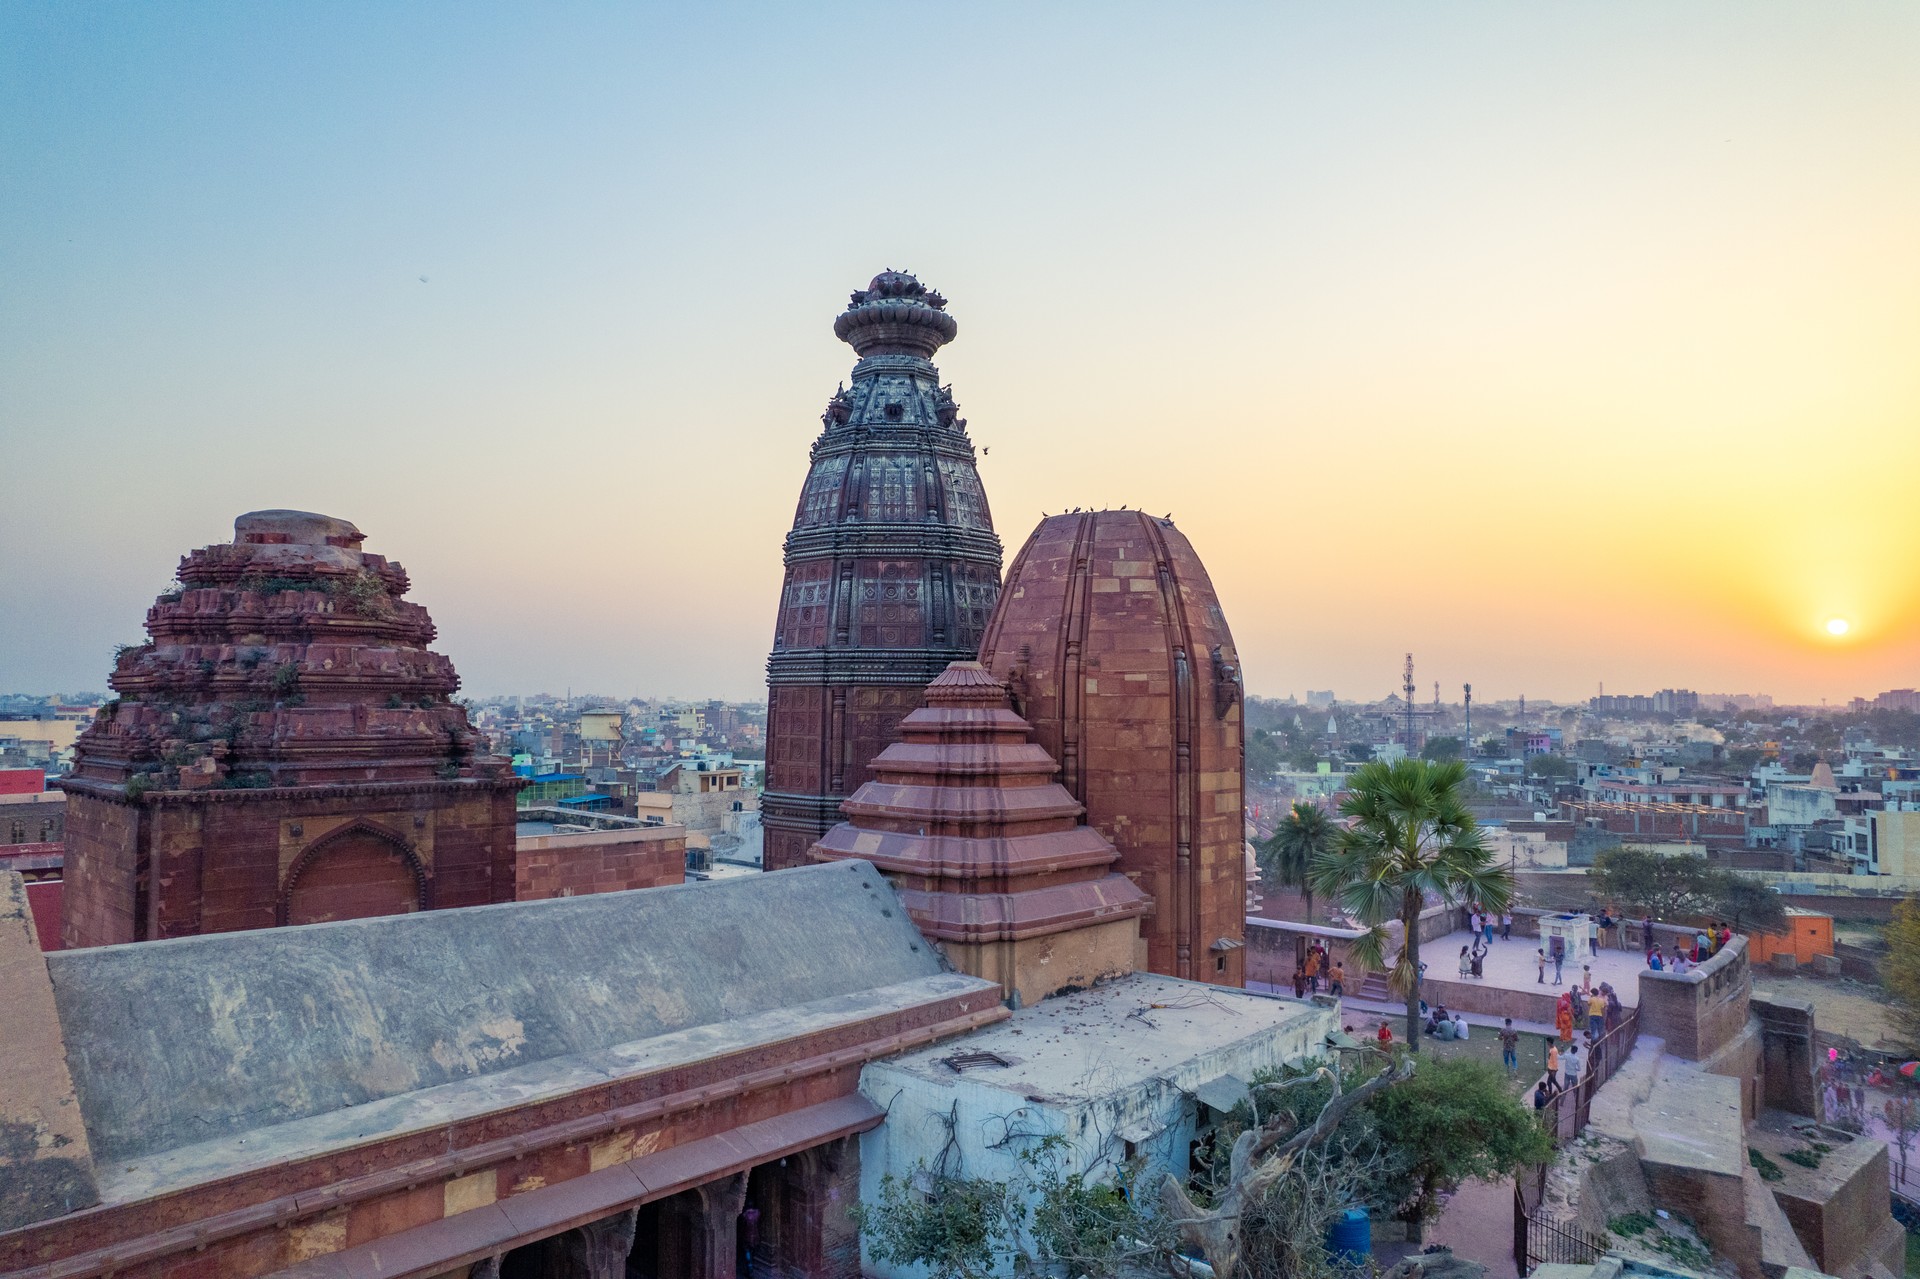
<box><xmin>941</xmin><ymin>1050</ymin><xmax>1012</xmax><ymax>1073</ymax></box>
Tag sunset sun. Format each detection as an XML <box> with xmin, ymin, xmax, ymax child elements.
<box><xmin>1826</xmin><ymin>617</ymin><xmax>1851</xmax><ymax>637</ymax></box>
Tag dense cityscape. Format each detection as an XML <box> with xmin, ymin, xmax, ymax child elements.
<box><xmin>5</xmin><ymin>9</ymin><xmax>1918</xmax><ymax>1279</ymax></box>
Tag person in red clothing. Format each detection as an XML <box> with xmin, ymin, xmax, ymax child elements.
<box><xmin>1377</xmin><ymin>1020</ymin><xmax>1394</xmax><ymax>1046</ymax></box>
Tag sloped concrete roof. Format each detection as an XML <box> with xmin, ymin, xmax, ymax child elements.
<box><xmin>48</xmin><ymin>861</ymin><xmax>945</xmax><ymax>1167</ymax></box>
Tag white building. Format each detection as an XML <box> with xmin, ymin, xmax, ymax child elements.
<box><xmin>858</xmin><ymin>975</ymin><xmax>1338</xmax><ymax>1279</ymax></box>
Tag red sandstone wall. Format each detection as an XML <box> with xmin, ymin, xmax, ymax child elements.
<box><xmin>64</xmin><ymin>785</ymin><xmax>519</xmax><ymax>948</ymax></box>
<box><xmin>61</xmin><ymin>794</ymin><xmax>142</xmax><ymax>949</ymax></box>
<box><xmin>766</xmin><ymin>685</ymin><xmax>926</xmax><ymax>871</ymax></box>
<box><xmin>516</xmin><ymin>833</ymin><xmax>685</xmax><ymax>901</ymax></box>
<box><xmin>980</xmin><ymin>512</ymin><xmax>1246</xmax><ymax>986</ymax></box>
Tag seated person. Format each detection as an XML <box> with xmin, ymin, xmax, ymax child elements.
<box><xmin>1451</xmin><ymin>1012</ymin><xmax>1469</xmax><ymax>1039</ymax></box>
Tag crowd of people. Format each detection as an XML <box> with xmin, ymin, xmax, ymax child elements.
<box><xmin>1293</xmin><ymin>904</ymin><xmax>1745</xmax><ymax>1132</ymax></box>
<box><xmin>1290</xmin><ymin>939</ymin><xmax>1345</xmax><ymax>999</ymax></box>
<box><xmin>1646</xmin><ymin>922</ymin><xmax>1734</xmax><ymax>971</ymax></box>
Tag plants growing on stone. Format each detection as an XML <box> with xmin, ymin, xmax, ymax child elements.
<box><xmin>853</xmin><ymin>1048</ymin><xmax>1545</xmax><ymax>1279</ymax></box>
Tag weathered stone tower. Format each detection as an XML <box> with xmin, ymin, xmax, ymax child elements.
<box><xmin>59</xmin><ymin>511</ymin><xmax>521</xmax><ymax>946</ymax></box>
<box><xmin>763</xmin><ymin>273</ymin><xmax>1002</xmax><ymax>871</ymax></box>
<box><xmin>979</xmin><ymin>511</ymin><xmax>1247</xmax><ymax>986</ymax></box>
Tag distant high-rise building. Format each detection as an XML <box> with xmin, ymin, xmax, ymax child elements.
<box><xmin>762</xmin><ymin>273</ymin><xmax>1003</xmax><ymax>870</ymax></box>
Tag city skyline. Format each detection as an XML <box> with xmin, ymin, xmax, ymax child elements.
<box><xmin>4</xmin><ymin>5</ymin><xmax>1917</xmax><ymax>704</ymax></box>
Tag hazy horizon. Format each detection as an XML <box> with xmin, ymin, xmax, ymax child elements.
<box><xmin>4</xmin><ymin>5</ymin><xmax>1916</xmax><ymax>705</ymax></box>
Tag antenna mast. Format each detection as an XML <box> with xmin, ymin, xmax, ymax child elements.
<box><xmin>1403</xmin><ymin>653</ymin><xmax>1417</xmax><ymax>751</ymax></box>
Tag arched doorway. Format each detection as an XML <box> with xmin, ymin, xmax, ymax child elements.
<box><xmin>283</xmin><ymin>826</ymin><xmax>426</xmax><ymax>925</ymax></box>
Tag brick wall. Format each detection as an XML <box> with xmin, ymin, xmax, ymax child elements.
<box><xmin>516</xmin><ymin>828</ymin><xmax>685</xmax><ymax>901</ymax></box>
<box><xmin>61</xmin><ymin>793</ymin><xmax>142</xmax><ymax>948</ymax></box>
<box><xmin>1638</xmin><ymin>936</ymin><xmax>1751</xmax><ymax>1060</ymax></box>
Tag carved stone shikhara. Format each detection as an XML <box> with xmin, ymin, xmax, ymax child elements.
<box><xmin>808</xmin><ymin>660</ymin><xmax>1149</xmax><ymax>1005</ymax></box>
<box><xmin>58</xmin><ymin>510</ymin><xmax>521</xmax><ymax>945</ymax></box>
<box><xmin>763</xmin><ymin>274</ymin><xmax>1002</xmax><ymax>870</ymax></box>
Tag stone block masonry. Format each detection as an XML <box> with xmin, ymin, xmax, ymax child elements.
<box><xmin>57</xmin><ymin>511</ymin><xmax>523</xmax><ymax>946</ymax></box>
<box><xmin>764</xmin><ymin>273</ymin><xmax>1003</xmax><ymax>872</ymax></box>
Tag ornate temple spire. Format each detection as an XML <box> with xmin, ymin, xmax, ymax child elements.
<box><xmin>762</xmin><ymin>274</ymin><xmax>1003</xmax><ymax>871</ymax></box>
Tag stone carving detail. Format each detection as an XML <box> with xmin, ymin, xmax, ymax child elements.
<box><xmin>57</xmin><ymin>510</ymin><xmax>522</xmax><ymax>946</ymax></box>
<box><xmin>1212</xmin><ymin>644</ymin><xmax>1243</xmax><ymax>720</ymax></box>
<box><xmin>764</xmin><ymin>275</ymin><xmax>1003</xmax><ymax>871</ymax></box>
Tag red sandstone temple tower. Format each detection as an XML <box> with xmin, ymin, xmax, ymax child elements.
<box><xmin>762</xmin><ymin>272</ymin><xmax>1002</xmax><ymax>870</ymax></box>
<box><xmin>58</xmin><ymin>510</ymin><xmax>522</xmax><ymax>947</ymax></box>
<box><xmin>809</xmin><ymin>661</ymin><xmax>1149</xmax><ymax>1006</ymax></box>
<box><xmin>978</xmin><ymin>510</ymin><xmax>1247</xmax><ymax>986</ymax></box>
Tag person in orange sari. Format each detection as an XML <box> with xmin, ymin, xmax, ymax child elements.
<box><xmin>1555</xmin><ymin>998</ymin><xmax>1575</xmax><ymax>1045</ymax></box>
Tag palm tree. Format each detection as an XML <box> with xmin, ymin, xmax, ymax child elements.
<box><xmin>1307</xmin><ymin>758</ymin><xmax>1513</xmax><ymax>1051</ymax></box>
<box><xmin>1261</xmin><ymin>802</ymin><xmax>1333</xmax><ymax>923</ymax></box>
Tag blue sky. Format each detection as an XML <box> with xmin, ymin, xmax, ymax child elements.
<box><xmin>4</xmin><ymin>4</ymin><xmax>1917</xmax><ymax>702</ymax></box>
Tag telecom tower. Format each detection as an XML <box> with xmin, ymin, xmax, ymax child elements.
<box><xmin>1403</xmin><ymin>653</ymin><xmax>1417</xmax><ymax>750</ymax></box>
<box><xmin>1463</xmin><ymin>683</ymin><xmax>1473</xmax><ymax>755</ymax></box>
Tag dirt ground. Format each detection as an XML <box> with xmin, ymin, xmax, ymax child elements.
<box><xmin>1834</xmin><ymin>921</ymin><xmax>1886</xmax><ymax>948</ymax></box>
<box><xmin>1750</xmin><ymin>972</ymin><xmax>1905</xmax><ymax>1051</ymax></box>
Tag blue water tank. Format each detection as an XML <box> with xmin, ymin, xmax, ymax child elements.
<box><xmin>1326</xmin><ymin>1207</ymin><xmax>1371</xmax><ymax>1263</ymax></box>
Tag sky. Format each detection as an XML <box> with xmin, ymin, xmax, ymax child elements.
<box><xmin>3</xmin><ymin>3</ymin><xmax>1917</xmax><ymax>706</ymax></box>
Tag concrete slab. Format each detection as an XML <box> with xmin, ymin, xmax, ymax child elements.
<box><xmin>871</xmin><ymin>973</ymin><xmax>1332</xmax><ymax>1101</ymax></box>
<box><xmin>1634</xmin><ymin>1063</ymin><xmax>1744</xmax><ymax>1175</ymax></box>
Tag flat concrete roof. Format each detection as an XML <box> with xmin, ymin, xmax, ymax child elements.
<box><xmin>868</xmin><ymin>972</ymin><xmax>1331</xmax><ymax>1102</ymax></box>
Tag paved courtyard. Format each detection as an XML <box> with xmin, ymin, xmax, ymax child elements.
<box><xmin>1420</xmin><ymin>928</ymin><xmax>1648</xmax><ymax>1007</ymax></box>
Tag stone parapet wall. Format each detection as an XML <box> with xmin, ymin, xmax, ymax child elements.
<box><xmin>516</xmin><ymin>826</ymin><xmax>686</xmax><ymax>901</ymax></box>
<box><xmin>1637</xmin><ymin>935</ymin><xmax>1751</xmax><ymax>1061</ymax></box>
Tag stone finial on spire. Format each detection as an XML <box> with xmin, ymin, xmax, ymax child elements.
<box><xmin>834</xmin><ymin>270</ymin><xmax>958</xmax><ymax>358</ymax></box>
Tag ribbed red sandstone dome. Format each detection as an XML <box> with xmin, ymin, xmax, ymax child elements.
<box><xmin>978</xmin><ymin>510</ymin><xmax>1246</xmax><ymax>986</ymax></box>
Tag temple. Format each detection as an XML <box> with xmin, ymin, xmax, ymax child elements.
<box><xmin>57</xmin><ymin>511</ymin><xmax>522</xmax><ymax>946</ymax></box>
<box><xmin>979</xmin><ymin>510</ymin><xmax>1248</xmax><ymax>986</ymax></box>
<box><xmin>761</xmin><ymin>272</ymin><xmax>1003</xmax><ymax>870</ymax></box>
<box><xmin>1</xmin><ymin>278</ymin><xmax>1354</xmax><ymax>1279</ymax></box>
<box><xmin>808</xmin><ymin>660</ymin><xmax>1150</xmax><ymax>1005</ymax></box>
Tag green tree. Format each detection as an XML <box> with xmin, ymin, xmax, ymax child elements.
<box><xmin>1307</xmin><ymin>759</ymin><xmax>1514</xmax><ymax>1049</ymax></box>
<box><xmin>852</xmin><ymin>1168</ymin><xmax>1015</xmax><ymax>1279</ymax></box>
<box><xmin>1247</xmin><ymin>729</ymin><xmax>1286</xmax><ymax>782</ymax></box>
<box><xmin>1421</xmin><ymin>736</ymin><xmax>1463</xmax><ymax>763</ymax></box>
<box><xmin>1590</xmin><ymin>846</ymin><xmax>1719</xmax><ymax>920</ymax></box>
<box><xmin>1261</xmin><ymin>802</ymin><xmax>1334</xmax><ymax>923</ymax></box>
<box><xmin>1365</xmin><ymin>1056</ymin><xmax>1553</xmax><ymax>1223</ymax></box>
<box><xmin>1713</xmin><ymin>875</ymin><xmax>1786</xmax><ymax>936</ymax></box>
<box><xmin>1525</xmin><ymin>753</ymin><xmax>1575</xmax><ymax>779</ymax></box>
<box><xmin>1882</xmin><ymin>898</ymin><xmax>1920</xmax><ymax>1051</ymax></box>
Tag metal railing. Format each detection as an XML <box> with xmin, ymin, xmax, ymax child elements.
<box><xmin>1511</xmin><ymin>1009</ymin><xmax>1641</xmax><ymax>1274</ymax></box>
<box><xmin>1531</xmin><ymin>1007</ymin><xmax>1640</xmax><ymax>1145</ymax></box>
<box><xmin>1513</xmin><ymin>1165</ymin><xmax>1609</xmax><ymax>1273</ymax></box>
